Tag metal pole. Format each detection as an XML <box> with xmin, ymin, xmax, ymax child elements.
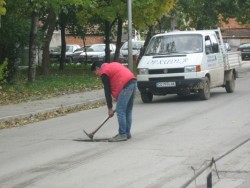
<box><xmin>128</xmin><ymin>0</ymin><xmax>133</xmax><ymax>71</ymax></box>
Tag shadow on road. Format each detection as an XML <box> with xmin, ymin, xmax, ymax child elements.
<box><xmin>73</xmin><ymin>138</ymin><xmax>109</xmax><ymax>142</ymax></box>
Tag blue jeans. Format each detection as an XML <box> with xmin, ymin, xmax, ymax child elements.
<box><xmin>116</xmin><ymin>80</ymin><xmax>137</xmax><ymax>136</ymax></box>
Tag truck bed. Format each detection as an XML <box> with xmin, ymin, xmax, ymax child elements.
<box><xmin>223</xmin><ymin>51</ymin><xmax>242</xmax><ymax>70</ymax></box>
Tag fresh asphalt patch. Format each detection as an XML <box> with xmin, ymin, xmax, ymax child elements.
<box><xmin>73</xmin><ymin>138</ymin><xmax>110</xmax><ymax>142</ymax></box>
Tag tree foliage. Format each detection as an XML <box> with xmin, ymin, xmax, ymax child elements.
<box><xmin>176</xmin><ymin>0</ymin><xmax>240</xmax><ymax>30</ymax></box>
<box><xmin>235</xmin><ymin>0</ymin><xmax>250</xmax><ymax>25</ymax></box>
<box><xmin>0</xmin><ymin>58</ymin><xmax>8</xmax><ymax>85</ymax></box>
<box><xmin>133</xmin><ymin>0</ymin><xmax>176</xmax><ymax>30</ymax></box>
<box><xmin>0</xmin><ymin>0</ymin><xmax>31</xmax><ymax>83</ymax></box>
<box><xmin>0</xmin><ymin>0</ymin><xmax>6</xmax><ymax>15</ymax></box>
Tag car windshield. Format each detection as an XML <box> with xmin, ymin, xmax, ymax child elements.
<box><xmin>87</xmin><ymin>45</ymin><xmax>105</xmax><ymax>52</ymax></box>
<box><xmin>121</xmin><ymin>41</ymin><xmax>144</xmax><ymax>50</ymax></box>
<box><xmin>145</xmin><ymin>34</ymin><xmax>203</xmax><ymax>55</ymax></box>
<box><xmin>66</xmin><ymin>46</ymin><xmax>74</xmax><ymax>52</ymax></box>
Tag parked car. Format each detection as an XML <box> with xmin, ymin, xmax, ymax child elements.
<box><xmin>68</xmin><ymin>45</ymin><xmax>91</xmax><ymax>63</ymax></box>
<box><xmin>224</xmin><ymin>42</ymin><xmax>232</xmax><ymax>51</ymax></box>
<box><xmin>78</xmin><ymin>43</ymin><xmax>116</xmax><ymax>64</ymax></box>
<box><xmin>49</xmin><ymin>44</ymin><xmax>81</xmax><ymax>63</ymax></box>
<box><xmin>119</xmin><ymin>40</ymin><xmax>144</xmax><ymax>64</ymax></box>
<box><xmin>237</xmin><ymin>43</ymin><xmax>250</xmax><ymax>60</ymax></box>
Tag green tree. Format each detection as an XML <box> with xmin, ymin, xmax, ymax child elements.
<box><xmin>40</xmin><ymin>0</ymin><xmax>86</xmax><ymax>73</ymax></box>
<box><xmin>40</xmin><ymin>8</ymin><xmax>57</xmax><ymax>75</ymax></box>
<box><xmin>235</xmin><ymin>0</ymin><xmax>250</xmax><ymax>25</ymax></box>
<box><xmin>32</xmin><ymin>0</ymin><xmax>83</xmax><ymax>75</ymax></box>
<box><xmin>134</xmin><ymin>0</ymin><xmax>176</xmax><ymax>62</ymax></box>
<box><xmin>175</xmin><ymin>0</ymin><xmax>240</xmax><ymax>30</ymax></box>
<box><xmin>0</xmin><ymin>0</ymin><xmax>30</xmax><ymax>83</ymax></box>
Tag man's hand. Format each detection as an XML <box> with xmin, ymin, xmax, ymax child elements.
<box><xmin>108</xmin><ymin>109</ymin><xmax>115</xmax><ymax>117</ymax></box>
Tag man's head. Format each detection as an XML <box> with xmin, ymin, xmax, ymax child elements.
<box><xmin>91</xmin><ymin>62</ymin><xmax>103</xmax><ymax>76</ymax></box>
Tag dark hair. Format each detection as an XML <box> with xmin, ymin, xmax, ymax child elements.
<box><xmin>91</xmin><ymin>62</ymin><xmax>103</xmax><ymax>71</ymax></box>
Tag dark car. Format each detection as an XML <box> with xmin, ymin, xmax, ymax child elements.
<box><xmin>50</xmin><ymin>44</ymin><xmax>81</xmax><ymax>63</ymax></box>
<box><xmin>237</xmin><ymin>43</ymin><xmax>250</xmax><ymax>60</ymax></box>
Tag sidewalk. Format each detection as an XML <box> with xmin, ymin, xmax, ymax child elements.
<box><xmin>0</xmin><ymin>89</ymin><xmax>105</xmax><ymax>122</ymax></box>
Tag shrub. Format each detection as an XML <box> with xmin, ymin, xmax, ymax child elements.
<box><xmin>0</xmin><ymin>58</ymin><xmax>8</xmax><ymax>85</ymax></box>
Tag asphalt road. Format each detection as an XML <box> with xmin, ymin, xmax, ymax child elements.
<box><xmin>0</xmin><ymin>63</ymin><xmax>250</xmax><ymax>188</ymax></box>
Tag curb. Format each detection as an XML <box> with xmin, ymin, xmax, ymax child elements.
<box><xmin>0</xmin><ymin>97</ymin><xmax>106</xmax><ymax>123</ymax></box>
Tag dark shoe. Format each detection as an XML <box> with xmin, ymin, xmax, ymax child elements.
<box><xmin>127</xmin><ymin>133</ymin><xmax>132</xmax><ymax>139</ymax></box>
<box><xmin>108</xmin><ymin>134</ymin><xmax>127</xmax><ymax>142</ymax></box>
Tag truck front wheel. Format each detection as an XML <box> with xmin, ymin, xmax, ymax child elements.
<box><xmin>199</xmin><ymin>77</ymin><xmax>210</xmax><ymax>100</ymax></box>
<box><xmin>225</xmin><ymin>73</ymin><xmax>235</xmax><ymax>93</ymax></box>
<box><xmin>141</xmin><ymin>92</ymin><xmax>153</xmax><ymax>103</ymax></box>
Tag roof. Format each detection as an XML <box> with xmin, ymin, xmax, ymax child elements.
<box><xmin>221</xmin><ymin>28</ymin><xmax>250</xmax><ymax>39</ymax></box>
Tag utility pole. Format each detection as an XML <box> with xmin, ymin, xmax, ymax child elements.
<box><xmin>127</xmin><ymin>0</ymin><xmax>133</xmax><ymax>71</ymax></box>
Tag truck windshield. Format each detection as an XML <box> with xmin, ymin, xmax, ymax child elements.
<box><xmin>145</xmin><ymin>34</ymin><xmax>203</xmax><ymax>55</ymax></box>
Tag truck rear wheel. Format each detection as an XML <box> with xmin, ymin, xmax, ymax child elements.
<box><xmin>225</xmin><ymin>73</ymin><xmax>235</xmax><ymax>93</ymax></box>
<box><xmin>141</xmin><ymin>92</ymin><xmax>153</xmax><ymax>103</ymax></box>
<box><xmin>199</xmin><ymin>77</ymin><xmax>210</xmax><ymax>100</ymax></box>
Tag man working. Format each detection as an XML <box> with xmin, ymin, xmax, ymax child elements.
<box><xmin>91</xmin><ymin>62</ymin><xmax>137</xmax><ymax>142</ymax></box>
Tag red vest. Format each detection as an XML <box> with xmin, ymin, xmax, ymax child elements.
<box><xmin>99</xmin><ymin>62</ymin><xmax>135</xmax><ymax>100</ymax></box>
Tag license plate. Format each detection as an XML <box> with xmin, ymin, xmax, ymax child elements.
<box><xmin>156</xmin><ymin>82</ymin><xmax>176</xmax><ymax>87</ymax></box>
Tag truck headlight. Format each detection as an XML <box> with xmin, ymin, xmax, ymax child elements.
<box><xmin>138</xmin><ymin>68</ymin><xmax>148</xmax><ymax>75</ymax></box>
<box><xmin>185</xmin><ymin>65</ymin><xmax>201</xmax><ymax>72</ymax></box>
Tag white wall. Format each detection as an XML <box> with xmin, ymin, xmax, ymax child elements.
<box><xmin>49</xmin><ymin>30</ymin><xmax>61</xmax><ymax>50</ymax></box>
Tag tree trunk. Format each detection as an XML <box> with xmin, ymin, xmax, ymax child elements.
<box><xmin>59</xmin><ymin>12</ymin><xmax>66</xmax><ymax>71</ymax></box>
<box><xmin>82</xmin><ymin>37</ymin><xmax>88</xmax><ymax>66</ymax></box>
<box><xmin>114</xmin><ymin>16</ymin><xmax>123</xmax><ymax>62</ymax></box>
<box><xmin>59</xmin><ymin>26</ymin><xmax>66</xmax><ymax>71</ymax></box>
<box><xmin>104</xmin><ymin>20</ymin><xmax>111</xmax><ymax>63</ymax></box>
<box><xmin>28</xmin><ymin>11</ymin><xmax>39</xmax><ymax>82</ymax></box>
<box><xmin>137</xmin><ymin>25</ymin><xmax>154</xmax><ymax>64</ymax></box>
<box><xmin>41</xmin><ymin>9</ymin><xmax>57</xmax><ymax>75</ymax></box>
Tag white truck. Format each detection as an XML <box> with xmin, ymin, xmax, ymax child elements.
<box><xmin>137</xmin><ymin>28</ymin><xmax>242</xmax><ymax>103</ymax></box>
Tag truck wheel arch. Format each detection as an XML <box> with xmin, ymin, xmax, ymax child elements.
<box><xmin>224</xmin><ymin>69</ymin><xmax>235</xmax><ymax>82</ymax></box>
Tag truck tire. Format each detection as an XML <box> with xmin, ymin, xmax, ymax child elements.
<box><xmin>141</xmin><ymin>92</ymin><xmax>153</xmax><ymax>103</ymax></box>
<box><xmin>225</xmin><ymin>73</ymin><xmax>235</xmax><ymax>93</ymax></box>
<box><xmin>199</xmin><ymin>77</ymin><xmax>210</xmax><ymax>100</ymax></box>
